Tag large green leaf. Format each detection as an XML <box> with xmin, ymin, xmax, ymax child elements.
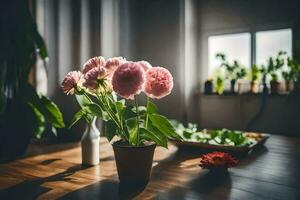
<box><xmin>126</xmin><ymin>117</ymin><xmax>139</xmax><ymax>146</ymax></box>
<box><xmin>40</xmin><ymin>95</ymin><xmax>65</xmax><ymax>128</ymax></box>
<box><xmin>20</xmin><ymin>83</ymin><xmax>65</xmax><ymax>128</ymax></box>
<box><xmin>28</xmin><ymin>103</ymin><xmax>46</xmax><ymax>138</ymax></box>
<box><xmin>85</xmin><ymin>103</ymin><xmax>103</xmax><ymax>117</ymax></box>
<box><xmin>149</xmin><ymin>114</ymin><xmax>182</xmax><ymax>140</ymax></box>
<box><xmin>69</xmin><ymin>109</ymin><xmax>86</xmax><ymax>128</ymax></box>
<box><xmin>75</xmin><ymin>94</ymin><xmax>90</xmax><ymax>108</ymax></box>
<box><xmin>140</xmin><ymin>127</ymin><xmax>167</xmax><ymax>148</ymax></box>
<box><xmin>104</xmin><ymin>120</ymin><xmax>118</xmax><ymax>141</ymax></box>
<box><xmin>147</xmin><ymin>101</ymin><xmax>158</xmax><ymax>114</ymax></box>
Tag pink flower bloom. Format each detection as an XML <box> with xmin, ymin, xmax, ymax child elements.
<box><xmin>61</xmin><ymin>71</ymin><xmax>83</xmax><ymax>95</ymax></box>
<box><xmin>82</xmin><ymin>56</ymin><xmax>106</xmax><ymax>74</ymax></box>
<box><xmin>143</xmin><ymin>67</ymin><xmax>173</xmax><ymax>99</ymax></box>
<box><xmin>137</xmin><ymin>60</ymin><xmax>152</xmax><ymax>71</ymax></box>
<box><xmin>83</xmin><ymin>67</ymin><xmax>108</xmax><ymax>90</ymax></box>
<box><xmin>112</xmin><ymin>62</ymin><xmax>145</xmax><ymax>99</ymax></box>
<box><xmin>104</xmin><ymin>57</ymin><xmax>126</xmax><ymax>76</ymax></box>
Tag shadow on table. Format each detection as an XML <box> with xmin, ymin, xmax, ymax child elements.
<box><xmin>0</xmin><ymin>164</ymin><xmax>87</xmax><ymax>200</ymax></box>
<box><xmin>157</xmin><ymin>170</ymin><xmax>232</xmax><ymax>200</ymax></box>
<box><xmin>59</xmin><ymin>180</ymin><xmax>146</xmax><ymax>200</ymax></box>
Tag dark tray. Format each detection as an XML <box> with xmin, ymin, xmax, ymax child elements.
<box><xmin>170</xmin><ymin>132</ymin><xmax>270</xmax><ymax>155</ymax></box>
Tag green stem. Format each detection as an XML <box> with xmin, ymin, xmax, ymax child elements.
<box><xmin>134</xmin><ymin>96</ymin><xmax>140</xmax><ymax>146</ymax></box>
<box><xmin>145</xmin><ymin>96</ymin><xmax>150</xmax><ymax>129</ymax></box>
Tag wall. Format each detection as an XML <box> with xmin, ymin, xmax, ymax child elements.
<box><xmin>127</xmin><ymin>0</ymin><xmax>186</xmax><ymax>120</ymax></box>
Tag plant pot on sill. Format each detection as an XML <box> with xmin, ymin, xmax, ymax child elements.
<box><xmin>230</xmin><ymin>79</ymin><xmax>236</xmax><ymax>94</ymax></box>
<box><xmin>250</xmin><ymin>81</ymin><xmax>260</xmax><ymax>94</ymax></box>
<box><xmin>285</xmin><ymin>80</ymin><xmax>293</xmax><ymax>92</ymax></box>
<box><xmin>270</xmin><ymin>80</ymin><xmax>280</xmax><ymax>95</ymax></box>
<box><xmin>112</xmin><ymin>141</ymin><xmax>156</xmax><ymax>184</ymax></box>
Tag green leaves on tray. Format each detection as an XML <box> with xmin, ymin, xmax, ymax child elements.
<box><xmin>170</xmin><ymin>120</ymin><xmax>253</xmax><ymax>147</ymax></box>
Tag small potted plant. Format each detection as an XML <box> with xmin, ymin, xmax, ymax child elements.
<box><xmin>288</xmin><ymin>58</ymin><xmax>300</xmax><ymax>94</ymax></box>
<box><xmin>216</xmin><ymin>53</ymin><xmax>246</xmax><ymax>94</ymax></box>
<box><xmin>214</xmin><ymin>76</ymin><xmax>224</xmax><ymax>95</ymax></box>
<box><xmin>283</xmin><ymin>57</ymin><xmax>300</xmax><ymax>92</ymax></box>
<box><xmin>260</xmin><ymin>51</ymin><xmax>286</xmax><ymax>95</ymax></box>
<box><xmin>204</xmin><ymin>79</ymin><xmax>214</xmax><ymax>95</ymax></box>
<box><xmin>61</xmin><ymin>57</ymin><xmax>181</xmax><ymax>184</ymax></box>
<box><xmin>249</xmin><ymin>64</ymin><xmax>260</xmax><ymax>94</ymax></box>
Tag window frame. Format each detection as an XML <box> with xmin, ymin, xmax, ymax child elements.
<box><xmin>206</xmin><ymin>27</ymin><xmax>293</xmax><ymax>78</ymax></box>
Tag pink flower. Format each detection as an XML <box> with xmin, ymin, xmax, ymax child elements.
<box><xmin>112</xmin><ymin>62</ymin><xmax>145</xmax><ymax>99</ymax></box>
<box><xmin>61</xmin><ymin>71</ymin><xmax>83</xmax><ymax>95</ymax></box>
<box><xmin>104</xmin><ymin>57</ymin><xmax>126</xmax><ymax>76</ymax></box>
<box><xmin>143</xmin><ymin>67</ymin><xmax>173</xmax><ymax>99</ymax></box>
<box><xmin>83</xmin><ymin>67</ymin><xmax>108</xmax><ymax>90</ymax></box>
<box><xmin>82</xmin><ymin>56</ymin><xmax>106</xmax><ymax>74</ymax></box>
<box><xmin>137</xmin><ymin>60</ymin><xmax>152</xmax><ymax>71</ymax></box>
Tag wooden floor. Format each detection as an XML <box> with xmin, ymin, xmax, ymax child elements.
<box><xmin>0</xmin><ymin>135</ymin><xmax>300</xmax><ymax>200</ymax></box>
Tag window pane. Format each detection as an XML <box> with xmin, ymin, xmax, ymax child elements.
<box><xmin>208</xmin><ymin>33</ymin><xmax>251</xmax><ymax>77</ymax></box>
<box><xmin>256</xmin><ymin>29</ymin><xmax>292</xmax><ymax>66</ymax></box>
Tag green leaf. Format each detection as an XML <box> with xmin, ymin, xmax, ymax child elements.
<box><xmin>76</xmin><ymin>94</ymin><xmax>90</xmax><ymax>108</ymax></box>
<box><xmin>51</xmin><ymin>127</ymin><xmax>57</xmax><ymax>136</ymax></box>
<box><xmin>20</xmin><ymin>83</ymin><xmax>65</xmax><ymax>129</ymax></box>
<box><xmin>126</xmin><ymin>117</ymin><xmax>138</xmax><ymax>146</ymax></box>
<box><xmin>123</xmin><ymin>105</ymin><xmax>136</xmax><ymax>119</ymax></box>
<box><xmin>105</xmin><ymin>120</ymin><xmax>118</xmax><ymax>141</ymax></box>
<box><xmin>69</xmin><ymin>109</ymin><xmax>85</xmax><ymax>128</ymax></box>
<box><xmin>85</xmin><ymin>103</ymin><xmax>103</xmax><ymax>117</ymax></box>
<box><xmin>140</xmin><ymin>127</ymin><xmax>167</xmax><ymax>148</ymax></box>
<box><xmin>29</xmin><ymin>103</ymin><xmax>46</xmax><ymax>138</ymax></box>
<box><xmin>40</xmin><ymin>95</ymin><xmax>65</xmax><ymax>128</ymax></box>
<box><xmin>147</xmin><ymin>101</ymin><xmax>158</xmax><ymax>114</ymax></box>
<box><xmin>149</xmin><ymin>114</ymin><xmax>182</xmax><ymax>140</ymax></box>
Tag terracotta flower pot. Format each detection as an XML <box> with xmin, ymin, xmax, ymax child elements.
<box><xmin>285</xmin><ymin>80</ymin><xmax>293</xmax><ymax>92</ymax></box>
<box><xmin>270</xmin><ymin>80</ymin><xmax>280</xmax><ymax>95</ymax></box>
<box><xmin>250</xmin><ymin>81</ymin><xmax>259</xmax><ymax>94</ymax></box>
<box><xmin>112</xmin><ymin>141</ymin><xmax>156</xmax><ymax>184</ymax></box>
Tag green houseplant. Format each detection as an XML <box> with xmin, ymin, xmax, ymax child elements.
<box><xmin>260</xmin><ymin>51</ymin><xmax>286</xmax><ymax>94</ymax></box>
<box><xmin>283</xmin><ymin>57</ymin><xmax>300</xmax><ymax>92</ymax></box>
<box><xmin>0</xmin><ymin>1</ymin><xmax>65</xmax><ymax>162</ymax></box>
<box><xmin>62</xmin><ymin>57</ymin><xmax>181</xmax><ymax>184</ymax></box>
<box><xmin>249</xmin><ymin>64</ymin><xmax>261</xmax><ymax>94</ymax></box>
<box><xmin>216</xmin><ymin>53</ymin><xmax>246</xmax><ymax>94</ymax></box>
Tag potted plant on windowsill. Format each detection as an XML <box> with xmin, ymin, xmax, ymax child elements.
<box><xmin>216</xmin><ymin>53</ymin><xmax>246</xmax><ymax>94</ymax></box>
<box><xmin>282</xmin><ymin>57</ymin><xmax>300</xmax><ymax>93</ymax></box>
<box><xmin>249</xmin><ymin>64</ymin><xmax>260</xmax><ymax>94</ymax></box>
<box><xmin>260</xmin><ymin>51</ymin><xmax>286</xmax><ymax>95</ymax></box>
<box><xmin>61</xmin><ymin>57</ymin><xmax>181</xmax><ymax>184</ymax></box>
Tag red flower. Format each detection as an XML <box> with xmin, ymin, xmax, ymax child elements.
<box><xmin>199</xmin><ymin>152</ymin><xmax>238</xmax><ymax>169</ymax></box>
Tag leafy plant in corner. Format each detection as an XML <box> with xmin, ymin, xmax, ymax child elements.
<box><xmin>0</xmin><ymin>1</ymin><xmax>65</xmax><ymax>162</ymax></box>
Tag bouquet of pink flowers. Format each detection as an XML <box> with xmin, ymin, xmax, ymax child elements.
<box><xmin>61</xmin><ymin>56</ymin><xmax>181</xmax><ymax>147</ymax></box>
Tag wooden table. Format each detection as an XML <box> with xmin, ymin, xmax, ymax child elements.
<box><xmin>0</xmin><ymin>136</ymin><xmax>300</xmax><ymax>200</ymax></box>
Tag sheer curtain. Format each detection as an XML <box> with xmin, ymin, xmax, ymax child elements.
<box><xmin>34</xmin><ymin>0</ymin><xmax>123</xmax><ymax>138</ymax></box>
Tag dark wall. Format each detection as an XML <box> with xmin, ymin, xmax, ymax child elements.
<box><xmin>129</xmin><ymin>0</ymin><xmax>185</xmax><ymax>120</ymax></box>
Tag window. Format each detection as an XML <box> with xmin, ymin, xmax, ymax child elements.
<box><xmin>208</xmin><ymin>33</ymin><xmax>251</xmax><ymax>77</ymax></box>
<box><xmin>207</xmin><ymin>28</ymin><xmax>292</xmax><ymax>78</ymax></box>
<box><xmin>256</xmin><ymin>29</ymin><xmax>292</xmax><ymax>66</ymax></box>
